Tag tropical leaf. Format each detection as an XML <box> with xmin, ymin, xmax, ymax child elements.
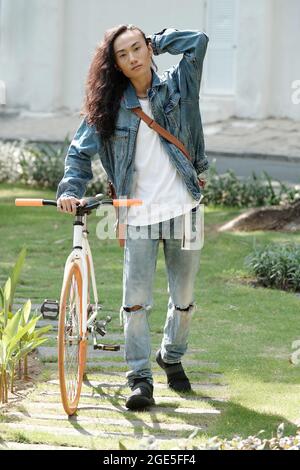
<box><xmin>119</xmin><ymin>441</ymin><xmax>127</xmax><ymax>450</ymax></box>
<box><xmin>34</xmin><ymin>325</ymin><xmax>52</xmax><ymax>337</ymax></box>
<box><xmin>3</xmin><ymin>310</ymin><xmax>23</xmax><ymax>344</ymax></box>
<box><xmin>3</xmin><ymin>278</ymin><xmax>11</xmax><ymax>327</ymax></box>
<box><xmin>9</xmin><ymin>247</ymin><xmax>26</xmax><ymax>310</ymax></box>
<box><xmin>0</xmin><ymin>340</ymin><xmax>6</xmax><ymax>366</ymax></box>
<box><xmin>20</xmin><ymin>299</ymin><xmax>32</xmax><ymax>327</ymax></box>
<box><xmin>5</xmin><ymin>316</ymin><xmax>39</xmax><ymax>360</ymax></box>
<box><xmin>13</xmin><ymin>337</ymin><xmax>48</xmax><ymax>362</ymax></box>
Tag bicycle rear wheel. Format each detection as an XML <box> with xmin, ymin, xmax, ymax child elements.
<box><xmin>58</xmin><ymin>263</ymin><xmax>87</xmax><ymax>416</ymax></box>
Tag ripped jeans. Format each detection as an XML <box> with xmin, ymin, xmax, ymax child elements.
<box><xmin>120</xmin><ymin>213</ymin><xmax>201</xmax><ymax>388</ymax></box>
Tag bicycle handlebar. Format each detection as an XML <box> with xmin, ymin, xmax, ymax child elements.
<box><xmin>112</xmin><ymin>199</ymin><xmax>142</xmax><ymax>207</ymax></box>
<box><xmin>15</xmin><ymin>198</ymin><xmax>50</xmax><ymax>207</ymax></box>
<box><xmin>15</xmin><ymin>198</ymin><xmax>142</xmax><ymax>209</ymax></box>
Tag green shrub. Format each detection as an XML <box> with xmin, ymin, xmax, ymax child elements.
<box><xmin>18</xmin><ymin>140</ymin><xmax>68</xmax><ymax>189</ymax></box>
<box><xmin>245</xmin><ymin>243</ymin><xmax>300</xmax><ymax>292</ymax></box>
<box><xmin>0</xmin><ymin>140</ymin><xmax>27</xmax><ymax>183</ymax></box>
<box><xmin>205</xmin><ymin>165</ymin><xmax>300</xmax><ymax>207</ymax></box>
<box><xmin>0</xmin><ymin>139</ymin><xmax>107</xmax><ymax>194</ymax></box>
<box><xmin>1</xmin><ymin>140</ymin><xmax>299</xmax><ymax>205</ymax></box>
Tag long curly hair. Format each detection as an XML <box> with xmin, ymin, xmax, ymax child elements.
<box><xmin>81</xmin><ymin>24</ymin><xmax>158</xmax><ymax>140</ymax></box>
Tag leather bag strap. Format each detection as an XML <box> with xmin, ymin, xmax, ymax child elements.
<box><xmin>131</xmin><ymin>107</ymin><xmax>192</xmax><ymax>162</ymax></box>
<box><xmin>115</xmin><ymin>107</ymin><xmax>196</xmax><ymax>248</ymax></box>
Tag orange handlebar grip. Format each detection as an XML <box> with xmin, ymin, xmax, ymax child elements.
<box><xmin>113</xmin><ymin>199</ymin><xmax>142</xmax><ymax>207</ymax></box>
<box><xmin>15</xmin><ymin>199</ymin><xmax>44</xmax><ymax>207</ymax></box>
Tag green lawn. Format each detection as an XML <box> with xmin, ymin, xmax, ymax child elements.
<box><xmin>1</xmin><ymin>182</ymin><xmax>300</xmax><ymax>443</ymax></box>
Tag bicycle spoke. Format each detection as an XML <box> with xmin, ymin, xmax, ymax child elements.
<box><xmin>63</xmin><ymin>274</ymin><xmax>81</xmax><ymax>405</ymax></box>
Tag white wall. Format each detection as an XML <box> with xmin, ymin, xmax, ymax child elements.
<box><xmin>0</xmin><ymin>0</ymin><xmax>299</xmax><ymax>120</ymax></box>
<box><xmin>62</xmin><ymin>0</ymin><xmax>207</xmax><ymax>112</ymax></box>
<box><xmin>269</xmin><ymin>0</ymin><xmax>300</xmax><ymax>120</ymax></box>
<box><xmin>234</xmin><ymin>0</ymin><xmax>273</xmax><ymax>118</ymax></box>
<box><xmin>0</xmin><ymin>0</ymin><xmax>66</xmax><ymax>112</ymax></box>
<box><xmin>0</xmin><ymin>0</ymin><xmax>206</xmax><ymax>113</ymax></box>
<box><xmin>234</xmin><ymin>0</ymin><xmax>300</xmax><ymax>120</ymax></box>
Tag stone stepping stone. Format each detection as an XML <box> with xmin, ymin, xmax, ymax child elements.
<box><xmin>14</xmin><ymin>297</ymin><xmax>41</xmax><ymax>302</ymax></box>
<box><xmin>7</xmin><ymin>411</ymin><xmax>204</xmax><ymax>432</ymax></box>
<box><xmin>101</xmin><ymin>369</ymin><xmax>222</xmax><ymax>378</ymax></box>
<box><xmin>154</xmin><ymin>395</ymin><xmax>228</xmax><ymax>404</ymax></box>
<box><xmin>38</xmin><ymin>347</ymin><xmax>122</xmax><ymax>360</ymax></box>
<box><xmin>44</xmin><ymin>361</ymin><xmax>127</xmax><ymax>369</ymax></box>
<box><xmin>39</xmin><ymin>390</ymin><xmax>228</xmax><ymax>403</ymax></box>
<box><xmin>48</xmin><ymin>379</ymin><xmax>227</xmax><ymax>391</ymax></box>
<box><xmin>36</xmin><ymin>321</ymin><xmax>207</xmax><ymax>347</ymax></box>
<box><xmin>20</xmin><ymin>401</ymin><xmax>221</xmax><ymax>416</ymax></box>
<box><xmin>0</xmin><ymin>442</ymin><xmax>86</xmax><ymax>450</ymax></box>
<box><xmin>1</xmin><ymin>422</ymin><xmax>201</xmax><ymax>440</ymax></box>
<box><xmin>45</xmin><ymin>362</ymin><xmax>219</xmax><ymax>372</ymax></box>
<box><xmin>38</xmin><ymin>348</ymin><xmax>218</xmax><ymax>368</ymax></box>
<box><xmin>40</xmin><ymin>345</ymin><xmax>126</xmax><ymax>357</ymax></box>
<box><xmin>81</xmin><ymin>367</ymin><xmax>223</xmax><ymax>379</ymax></box>
<box><xmin>13</xmin><ymin>303</ymin><xmax>41</xmax><ymax>311</ymax></box>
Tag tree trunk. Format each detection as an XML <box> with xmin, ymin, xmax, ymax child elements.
<box><xmin>0</xmin><ymin>371</ymin><xmax>3</xmax><ymax>403</ymax></box>
<box><xmin>18</xmin><ymin>359</ymin><xmax>22</xmax><ymax>379</ymax></box>
<box><xmin>11</xmin><ymin>363</ymin><xmax>15</xmax><ymax>393</ymax></box>
<box><xmin>1</xmin><ymin>369</ymin><xmax>8</xmax><ymax>403</ymax></box>
<box><xmin>24</xmin><ymin>355</ymin><xmax>29</xmax><ymax>380</ymax></box>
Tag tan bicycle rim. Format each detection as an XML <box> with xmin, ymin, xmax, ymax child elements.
<box><xmin>58</xmin><ymin>263</ymin><xmax>87</xmax><ymax>416</ymax></box>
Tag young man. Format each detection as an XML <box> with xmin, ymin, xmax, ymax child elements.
<box><xmin>57</xmin><ymin>25</ymin><xmax>209</xmax><ymax>410</ymax></box>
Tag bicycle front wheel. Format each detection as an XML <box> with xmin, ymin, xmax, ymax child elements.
<box><xmin>58</xmin><ymin>263</ymin><xmax>87</xmax><ymax>416</ymax></box>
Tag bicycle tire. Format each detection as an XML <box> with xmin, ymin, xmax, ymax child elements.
<box><xmin>58</xmin><ymin>263</ymin><xmax>87</xmax><ymax>416</ymax></box>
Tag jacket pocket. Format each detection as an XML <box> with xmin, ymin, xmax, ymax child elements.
<box><xmin>180</xmin><ymin>126</ymin><xmax>196</xmax><ymax>163</ymax></box>
<box><xmin>112</xmin><ymin>127</ymin><xmax>129</xmax><ymax>161</ymax></box>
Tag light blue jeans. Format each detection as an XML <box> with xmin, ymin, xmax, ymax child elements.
<box><xmin>120</xmin><ymin>211</ymin><xmax>201</xmax><ymax>388</ymax></box>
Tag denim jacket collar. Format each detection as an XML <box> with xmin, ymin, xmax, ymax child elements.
<box><xmin>122</xmin><ymin>69</ymin><xmax>164</xmax><ymax>109</ymax></box>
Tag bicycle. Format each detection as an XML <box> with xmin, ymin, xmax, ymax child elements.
<box><xmin>15</xmin><ymin>194</ymin><xmax>142</xmax><ymax>416</ymax></box>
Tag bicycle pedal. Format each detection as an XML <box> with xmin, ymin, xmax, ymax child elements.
<box><xmin>95</xmin><ymin>321</ymin><xmax>107</xmax><ymax>336</ymax></box>
<box><xmin>41</xmin><ymin>299</ymin><xmax>59</xmax><ymax>320</ymax></box>
<box><xmin>94</xmin><ymin>343</ymin><xmax>120</xmax><ymax>351</ymax></box>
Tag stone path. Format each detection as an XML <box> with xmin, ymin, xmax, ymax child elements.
<box><xmin>0</xmin><ymin>318</ymin><xmax>228</xmax><ymax>450</ymax></box>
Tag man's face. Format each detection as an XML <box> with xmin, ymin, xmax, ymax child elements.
<box><xmin>113</xmin><ymin>29</ymin><xmax>153</xmax><ymax>80</ymax></box>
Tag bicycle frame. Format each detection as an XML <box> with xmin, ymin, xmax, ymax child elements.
<box><xmin>60</xmin><ymin>213</ymin><xmax>99</xmax><ymax>338</ymax></box>
<box><xmin>15</xmin><ymin>195</ymin><xmax>142</xmax><ymax>415</ymax></box>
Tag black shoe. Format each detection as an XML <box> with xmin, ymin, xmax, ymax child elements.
<box><xmin>156</xmin><ymin>349</ymin><xmax>192</xmax><ymax>393</ymax></box>
<box><xmin>125</xmin><ymin>379</ymin><xmax>155</xmax><ymax>410</ymax></box>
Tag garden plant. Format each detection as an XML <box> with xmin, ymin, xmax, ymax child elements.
<box><xmin>0</xmin><ymin>248</ymin><xmax>51</xmax><ymax>403</ymax></box>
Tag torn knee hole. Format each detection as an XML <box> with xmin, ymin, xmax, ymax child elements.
<box><xmin>123</xmin><ymin>305</ymin><xmax>143</xmax><ymax>312</ymax></box>
<box><xmin>175</xmin><ymin>303</ymin><xmax>194</xmax><ymax>312</ymax></box>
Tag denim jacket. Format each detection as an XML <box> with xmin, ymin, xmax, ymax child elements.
<box><xmin>57</xmin><ymin>28</ymin><xmax>209</xmax><ymax>201</ymax></box>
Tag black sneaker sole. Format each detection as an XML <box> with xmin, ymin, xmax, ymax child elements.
<box><xmin>156</xmin><ymin>349</ymin><xmax>192</xmax><ymax>393</ymax></box>
<box><xmin>125</xmin><ymin>395</ymin><xmax>155</xmax><ymax>411</ymax></box>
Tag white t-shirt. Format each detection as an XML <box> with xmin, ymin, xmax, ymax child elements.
<box><xmin>127</xmin><ymin>97</ymin><xmax>198</xmax><ymax>226</ymax></box>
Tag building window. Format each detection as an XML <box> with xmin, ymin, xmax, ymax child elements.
<box><xmin>203</xmin><ymin>0</ymin><xmax>237</xmax><ymax>95</ymax></box>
